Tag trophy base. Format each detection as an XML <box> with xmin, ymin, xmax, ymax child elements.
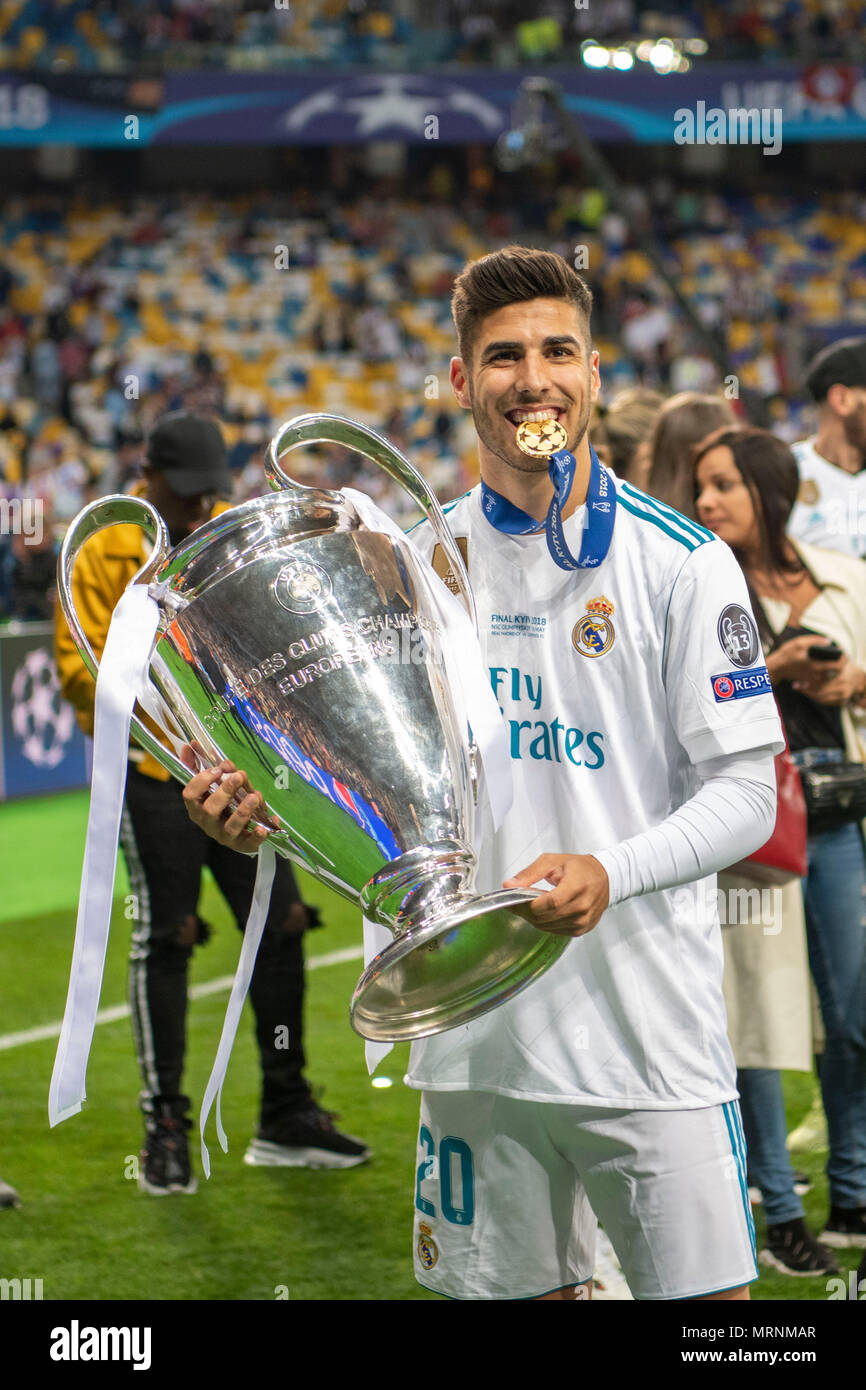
<box><xmin>349</xmin><ymin>890</ymin><xmax>569</xmax><ymax>1042</ymax></box>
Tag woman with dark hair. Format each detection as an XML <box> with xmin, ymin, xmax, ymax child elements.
<box><xmin>693</xmin><ymin>425</ymin><xmax>866</xmax><ymax>1271</ymax></box>
<box><xmin>648</xmin><ymin>391</ymin><xmax>736</xmax><ymax>519</ymax></box>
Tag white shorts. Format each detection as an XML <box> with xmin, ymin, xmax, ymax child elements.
<box><xmin>412</xmin><ymin>1090</ymin><xmax>758</xmax><ymax>1301</ymax></box>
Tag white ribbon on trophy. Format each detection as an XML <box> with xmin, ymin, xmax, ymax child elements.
<box><xmin>49</xmin><ymin>584</ymin><xmax>162</xmax><ymax>1126</ymax></box>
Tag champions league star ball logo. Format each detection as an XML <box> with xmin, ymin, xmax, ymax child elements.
<box><xmin>515</xmin><ymin>418</ymin><xmax>568</xmax><ymax>458</ymax></box>
<box><xmin>273</xmin><ymin>559</ymin><xmax>333</xmax><ymax>615</ymax></box>
<box><xmin>572</xmin><ymin>596</ymin><xmax>615</xmax><ymax>659</ymax></box>
<box><xmin>11</xmin><ymin>647</ymin><xmax>75</xmax><ymax>769</ymax></box>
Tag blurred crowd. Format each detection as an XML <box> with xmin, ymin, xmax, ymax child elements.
<box><xmin>694</xmin><ymin>0</ymin><xmax>866</xmax><ymax>61</ymax></box>
<box><xmin>1</xmin><ymin>169</ymin><xmax>865</xmax><ymax>590</ymax></box>
<box><xmin>1</xmin><ymin>0</ymin><xmax>863</xmax><ymax>70</ymax></box>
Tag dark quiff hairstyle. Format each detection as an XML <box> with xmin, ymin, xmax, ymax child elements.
<box><xmin>451</xmin><ymin>246</ymin><xmax>593</xmax><ymax>364</ymax></box>
<box><xmin>692</xmin><ymin>425</ymin><xmax>805</xmax><ymax>644</ymax></box>
<box><xmin>647</xmin><ymin>392</ymin><xmax>737</xmax><ymax>520</ymax></box>
<box><xmin>804</xmin><ymin>335</ymin><xmax>866</xmax><ymax>402</ymax></box>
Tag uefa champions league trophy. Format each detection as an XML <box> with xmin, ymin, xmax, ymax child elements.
<box><xmin>58</xmin><ymin>413</ymin><xmax>567</xmax><ymax>1042</ymax></box>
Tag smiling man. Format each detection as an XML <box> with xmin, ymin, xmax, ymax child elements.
<box><xmin>183</xmin><ymin>247</ymin><xmax>785</xmax><ymax>1301</ymax></box>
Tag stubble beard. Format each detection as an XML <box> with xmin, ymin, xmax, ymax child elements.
<box><xmin>842</xmin><ymin>402</ymin><xmax>866</xmax><ymax>464</ymax></box>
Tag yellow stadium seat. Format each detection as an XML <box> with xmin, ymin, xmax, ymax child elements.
<box><xmin>75</xmin><ymin>13</ymin><xmax>106</xmax><ymax>47</ymax></box>
<box><xmin>40</xmin><ymin>418</ymin><xmax>66</xmax><ymax>444</ymax></box>
<box><xmin>141</xmin><ymin>305</ymin><xmax>179</xmax><ymax>346</ymax></box>
<box><xmin>728</xmin><ymin>320</ymin><xmax>756</xmax><ymax>351</ymax></box>
<box><xmin>11</xmin><ymin>284</ymin><xmax>42</xmax><ymax>314</ymax></box>
<box><xmin>366</xmin><ymin>11</ymin><xmax>395</xmax><ymax>38</ymax></box>
<box><xmin>0</xmin><ymin>1</ymin><xmax>23</xmax><ymax>42</ymax></box>
<box><xmin>18</xmin><ymin>26</ymin><xmax>45</xmax><ymax>58</ymax></box>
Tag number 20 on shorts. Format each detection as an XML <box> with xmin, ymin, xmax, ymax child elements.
<box><xmin>415</xmin><ymin>1127</ymin><xmax>475</xmax><ymax>1226</ymax></box>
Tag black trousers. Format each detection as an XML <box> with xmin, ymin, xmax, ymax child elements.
<box><xmin>119</xmin><ymin>765</ymin><xmax>312</xmax><ymax>1128</ymax></box>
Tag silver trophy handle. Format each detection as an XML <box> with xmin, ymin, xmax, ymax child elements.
<box><xmin>57</xmin><ymin>494</ymin><xmax>190</xmax><ymax>783</ymax></box>
<box><xmin>266</xmin><ymin>412</ymin><xmax>479</xmax><ymax>637</ymax></box>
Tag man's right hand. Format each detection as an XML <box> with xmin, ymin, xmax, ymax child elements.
<box><xmin>180</xmin><ymin>745</ymin><xmax>273</xmax><ymax>855</ymax></box>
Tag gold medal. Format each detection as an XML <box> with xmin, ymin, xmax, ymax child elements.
<box><xmin>515</xmin><ymin>417</ymin><xmax>568</xmax><ymax>457</ymax></box>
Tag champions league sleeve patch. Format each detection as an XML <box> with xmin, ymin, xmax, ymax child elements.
<box><xmin>717</xmin><ymin>603</ymin><xmax>760</xmax><ymax>668</ymax></box>
<box><xmin>710</xmin><ymin>668</ymin><xmax>772</xmax><ymax>702</ymax></box>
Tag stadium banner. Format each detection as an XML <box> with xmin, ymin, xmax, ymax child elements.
<box><xmin>0</xmin><ymin>64</ymin><xmax>865</xmax><ymax>145</ymax></box>
<box><xmin>0</xmin><ymin>622</ymin><xmax>89</xmax><ymax>799</ymax></box>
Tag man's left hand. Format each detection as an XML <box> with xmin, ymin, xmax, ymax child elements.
<box><xmin>503</xmin><ymin>854</ymin><xmax>610</xmax><ymax>937</ymax></box>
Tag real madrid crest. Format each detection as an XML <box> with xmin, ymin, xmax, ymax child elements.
<box><xmin>798</xmin><ymin>478</ymin><xmax>819</xmax><ymax>506</ymax></box>
<box><xmin>273</xmin><ymin>559</ymin><xmax>333</xmax><ymax>614</ymax></box>
<box><xmin>572</xmin><ymin>596</ymin><xmax>615</xmax><ymax>658</ymax></box>
<box><xmin>416</xmin><ymin>1222</ymin><xmax>439</xmax><ymax>1270</ymax></box>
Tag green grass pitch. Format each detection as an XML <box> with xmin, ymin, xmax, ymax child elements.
<box><xmin>0</xmin><ymin>790</ymin><xmax>858</xmax><ymax>1302</ymax></box>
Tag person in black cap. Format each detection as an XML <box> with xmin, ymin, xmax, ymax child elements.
<box><xmin>788</xmin><ymin>336</ymin><xmax>866</xmax><ymax>559</ymax></box>
<box><xmin>55</xmin><ymin>412</ymin><xmax>371</xmax><ymax>1193</ymax></box>
<box><xmin>143</xmin><ymin>411</ymin><xmax>232</xmax><ymax>542</ymax></box>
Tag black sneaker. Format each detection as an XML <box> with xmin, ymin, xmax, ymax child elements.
<box><xmin>139</xmin><ymin>1103</ymin><xmax>197</xmax><ymax>1195</ymax></box>
<box><xmin>0</xmin><ymin>1175</ymin><xmax>21</xmax><ymax>1209</ymax></box>
<box><xmin>244</xmin><ymin>1101</ymin><xmax>371</xmax><ymax>1170</ymax></box>
<box><xmin>758</xmin><ymin>1218</ymin><xmax>839</xmax><ymax>1276</ymax></box>
<box><xmin>820</xmin><ymin>1205</ymin><xmax>866</xmax><ymax>1248</ymax></box>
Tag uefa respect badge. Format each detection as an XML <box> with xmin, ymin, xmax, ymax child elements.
<box><xmin>710</xmin><ymin>668</ymin><xmax>772</xmax><ymax>702</ymax></box>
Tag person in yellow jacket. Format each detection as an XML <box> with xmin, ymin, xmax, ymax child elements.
<box><xmin>55</xmin><ymin>412</ymin><xmax>370</xmax><ymax>1193</ymax></box>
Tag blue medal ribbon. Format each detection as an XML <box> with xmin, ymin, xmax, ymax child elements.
<box><xmin>479</xmin><ymin>444</ymin><xmax>615</xmax><ymax>571</ymax></box>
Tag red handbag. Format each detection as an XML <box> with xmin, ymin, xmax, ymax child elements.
<box><xmin>733</xmin><ymin>740</ymin><xmax>808</xmax><ymax>884</ymax></box>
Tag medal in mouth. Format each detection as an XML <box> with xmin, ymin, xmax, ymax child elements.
<box><xmin>515</xmin><ymin>417</ymin><xmax>568</xmax><ymax>457</ymax></box>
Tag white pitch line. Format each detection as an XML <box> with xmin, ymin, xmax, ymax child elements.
<box><xmin>0</xmin><ymin>944</ymin><xmax>365</xmax><ymax>1053</ymax></box>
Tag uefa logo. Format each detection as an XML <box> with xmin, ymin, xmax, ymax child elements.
<box><xmin>273</xmin><ymin>559</ymin><xmax>333</xmax><ymax>615</ymax></box>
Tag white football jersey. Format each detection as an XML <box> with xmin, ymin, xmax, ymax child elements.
<box><xmin>405</xmin><ymin>474</ymin><xmax>783</xmax><ymax>1109</ymax></box>
<box><xmin>788</xmin><ymin>437</ymin><xmax>866</xmax><ymax>558</ymax></box>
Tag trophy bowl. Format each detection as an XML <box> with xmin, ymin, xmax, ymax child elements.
<box><xmin>58</xmin><ymin>414</ymin><xmax>567</xmax><ymax>1041</ymax></box>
